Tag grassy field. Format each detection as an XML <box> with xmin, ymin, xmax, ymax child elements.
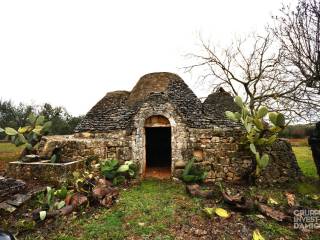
<box><xmin>0</xmin><ymin>142</ymin><xmax>23</xmax><ymax>170</ymax></box>
<box><xmin>293</xmin><ymin>146</ymin><xmax>318</xmax><ymax>178</ymax></box>
<box><xmin>23</xmin><ymin>180</ymin><xmax>203</xmax><ymax>240</ymax></box>
<box><xmin>14</xmin><ymin>179</ymin><xmax>319</xmax><ymax>240</ymax></box>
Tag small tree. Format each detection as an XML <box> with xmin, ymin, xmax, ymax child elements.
<box><xmin>225</xmin><ymin>96</ymin><xmax>286</xmax><ymax>177</ymax></box>
<box><xmin>0</xmin><ymin>113</ymin><xmax>52</xmax><ymax>158</ymax></box>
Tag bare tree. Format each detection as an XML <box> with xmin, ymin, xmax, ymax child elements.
<box><xmin>186</xmin><ymin>33</ymin><xmax>320</xmax><ymax>122</ymax></box>
<box><xmin>272</xmin><ymin>0</ymin><xmax>320</xmax><ymax>92</ymax></box>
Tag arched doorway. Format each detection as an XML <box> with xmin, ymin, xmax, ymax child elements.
<box><xmin>144</xmin><ymin>115</ymin><xmax>171</xmax><ymax>178</ymax></box>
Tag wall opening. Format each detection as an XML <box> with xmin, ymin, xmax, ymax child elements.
<box><xmin>144</xmin><ymin>115</ymin><xmax>171</xmax><ymax>179</ymax></box>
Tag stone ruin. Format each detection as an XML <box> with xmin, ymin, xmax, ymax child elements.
<box><xmin>7</xmin><ymin>72</ymin><xmax>301</xmax><ymax>184</ymax></box>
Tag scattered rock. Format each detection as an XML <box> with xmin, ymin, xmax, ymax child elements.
<box><xmin>6</xmin><ymin>193</ymin><xmax>31</xmax><ymax>207</ymax></box>
<box><xmin>21</xmin><ymin>154</ymin><xmax>40</xmax><ymax>162</ymax></box>
<box><xmin>175</xmin><ymin>160</ymin><xmax>186</xmax><ymax>168</ymax></box>
<box><xmin>0</xmin><ymin>201</ymin><xmax>16</xmax><ymax>213</ymax></box>
<box><xmin>0</xmin><ymin>178</ymin><xmax>26</xmax><ymax>202</ymax></box>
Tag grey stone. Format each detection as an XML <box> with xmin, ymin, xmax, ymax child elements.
<box><xmin>6</xmin><ymin>193</ymin><xmax>31</xmax><ymax>207</ymax></box>
<box><xmin>0</xmin><ymin>202</ymin><xmax>16</xmax><ymax>213</ymax></box>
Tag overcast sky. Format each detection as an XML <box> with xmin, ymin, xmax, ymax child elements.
<box><xmin>0</xmin><ymin>0</ymin><xmax>296</xmax><ymax>116</ymax></box>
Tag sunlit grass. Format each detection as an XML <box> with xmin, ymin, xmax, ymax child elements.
<box><xmin>293</xmin><ymin>146</ymin><xmax>318</xmax><ymax>178</ymax></box>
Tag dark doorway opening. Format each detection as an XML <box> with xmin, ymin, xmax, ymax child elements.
<box><xmin>145</xmin><ymin>127</ymin><xmax>171</xmax><ymax>178</ymax></box>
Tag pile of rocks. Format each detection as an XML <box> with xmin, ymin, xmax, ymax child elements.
<box><xmin>0</xmin><ymin>177</ymin><xmax>45</xmax><ymax>214</ymax></box>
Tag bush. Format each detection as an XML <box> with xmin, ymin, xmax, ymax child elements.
<box><xmin>100</xmin><ymin>159</ymin><xmax>139</xmax><ymax>185</ymax></box>
<box><xmin>181</xmin><ymin>158</ymin><xmax>208</xmax><ymax>183</ymax></box>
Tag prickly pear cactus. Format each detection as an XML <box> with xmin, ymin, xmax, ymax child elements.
<box><xmin>0</xmin><ymin>114</ymin><xmax>52</xmax><ymax>158</ymax></box>
<box><xmin>225</xmin><ymin>96</ymin><xmax>286</xmax><ymax>176</ymax></box>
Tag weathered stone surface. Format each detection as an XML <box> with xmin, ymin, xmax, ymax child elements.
<box><xmin>21</xmin><ymin>154</ymin><xmax>40</xmax><ymax>162</ymax></box>
<box><xmin>13</xmin><ymin>72</ymin><xmax>301</xmax><ymax>185</ymax></box>
<box><xmin>0</xmin><ymin>178</ymin><xmax>26</xmax><ymax>202</ymax></box>
<box><xmin>175</xmin><ymin>160</ymin><xmax>186</xmax><ymax>168</ymax></box>
<box><xmin>7</xmin><ymin>160</ymin><xmax>85</xmax><ymax>185</ymax></box>
<box><xmin>6</xmin><ymin>193</ymin><xmax>31</xmax><ymax>207</ymax></box>
<box><xmin>0</xmin><ymin>201</ymin><xmax>16</xmax><ymax>213</ymax></box>
<box><xmin>257</xmin><ymin>140</ymin><xmax>302</xmax><ymax>185</ymax></box>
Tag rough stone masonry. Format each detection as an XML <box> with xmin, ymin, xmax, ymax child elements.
<box><xmin>10</xmin><ymin>72</ymin><xmax>302</xmax><ymax>185</ymax></box>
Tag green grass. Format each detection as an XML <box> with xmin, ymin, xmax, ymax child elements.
<box><xmin>0</xmin><ymin>142</ymin><xmax>23</xmax><ymax>166</ymax></box>
<box><xmin>47</xmin><ymin>179</ymin><xmax>201</xmax><ymax>240</ymax></box>
<box><xmin>293</xmin><ymin>146</ymin><xmax>318</xmax><ymax>178</ymax></box>
<box><xmin>13</xmin><ymin>178</ymin><xmax>320</xmax><ymax>240</ymax></box>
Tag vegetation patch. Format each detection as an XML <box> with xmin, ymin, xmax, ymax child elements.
<box><xmin>293</xmin><ymin>146</ymin><xmax>318</xmax><ymax>178</ymax></box>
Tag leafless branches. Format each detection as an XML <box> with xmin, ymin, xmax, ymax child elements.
<box><xmin>272</xmin><ymin>0</ymin><xmax>320</xmax><ymax>92</ymax></box>
<box><xmin>185</xmin><ymin>32</ymin><xmax>320</xmax><ymax>122</ymax></box>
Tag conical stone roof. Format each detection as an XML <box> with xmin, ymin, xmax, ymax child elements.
<box><xmin>75</xmin><ymin>73</ymin><xmax>237</xmax><ymax>132</ymax></box>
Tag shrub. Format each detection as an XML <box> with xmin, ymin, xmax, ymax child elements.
<box><xmin>0</xmin><ymin>113</ymin><xmax>51</xmax><ymax>158</ymax></box>
<box><xmin>181</xmin><ymin>158</ymin><xmax>208</xmax><ymax>183</ymax></box>
<box><xmin>100</xmin><ymin>159</ymin><xmax>139</xmax><ymax>185</ymax></box>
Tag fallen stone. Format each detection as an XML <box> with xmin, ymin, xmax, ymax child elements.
<box><xmin>6</xmin><ymin>193</ymin><xmax>31</xmax><ymax>207</ymax></box>
<box><xmin>21</xmin><ymin>154</ymin><xmax>40</xmax><ymax>162</ymax></box>
<box><xmin>0</xmin><ymin>201</ymin><xmax>17</xmax><ymax>213</ymax></box>
<box><xmin>27</xmin><ymin>186</ymin><xmax>47</xmax><ymax>197</ymax></box>
<box><xmin>0</xmin><ymin>178</ymin><xmax>26</xmax><ymax>202</ymax></box>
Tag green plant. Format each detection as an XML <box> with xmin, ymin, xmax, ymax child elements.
<box><xmin>72</xmin><ymin>171</ymin><xmax>96</xmax><ymax>193</ymax></box>
<box><xmin>100</xmin><ymin>159</ymin><xmax>139</xmax><ymax>185</ymax></box>
<box><xmin>37</xmin><ymin>186</ymin><xmax>57</xmax><ymax>210</ymax></box>
<box><xmin>55</xmin><ymin>185</ymin><xmax>69</xmax><ymax>200</ymax></box>
<box><xmin>181</xmin><ymin>158</ymin><xmax>208</xmax><ymax>183</ymax></box>
<box><xmin>0</xmin><ymin>113</ymin><xmax>51</xmax><ymax>158</ymax></box>
<box><xmin>100</xmin><ymin>159</ymin><xmax>119</xmax><ymax>179</ymax></box>
<box><xmin>225</xmin><ymin>96</ymin><xmax>286</xmax><ymax>176</ymax></box>
<box><xmin>36</xmin><ymin>186</ymin><xmax>70</xmax><ymax>221</ymax></box>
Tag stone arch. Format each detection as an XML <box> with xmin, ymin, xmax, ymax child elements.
<box><xmin>132</xmin><ymin>101</ymin><xmax>188</xmax><ymax>177</ymax></box>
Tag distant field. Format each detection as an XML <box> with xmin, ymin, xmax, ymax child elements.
<box><xmin>286</xmin><ymin>138</ymin><xmax>309</xmax><ymax>147</ymax></box>
<box><xmin>293</xmin><ymin>146</ymin><xmax>318</xmax><ymax>178</ymax></box>
<box><xmin>0</xmin><ymin>142</ymin><xmax>24</xmax><ymax>170</ymax></box>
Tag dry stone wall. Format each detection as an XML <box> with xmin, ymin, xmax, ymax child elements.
<box><xmin>186</xmin><ymin>127</ymin><xmax>253</xmax><ymax>182</ymax></box>
<box><xmin>38</xmin><ymin>131</ymin><xmax>132</xmax><ymax>164</ymax></box>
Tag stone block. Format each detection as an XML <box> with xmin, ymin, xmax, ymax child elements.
<box><xmin>0</xmin><ymin>202</ymin><xmax>16</xmax><ymax>213</ymax></box>
<box><xmin>175</xmin><ymin>160</ymin><xmax>186</xmax><ymax>168</ymax></box>
<box><xmin>6</xmin><ymin>194</ymin><xmax>31</xmax><ymax>207</ymax></box>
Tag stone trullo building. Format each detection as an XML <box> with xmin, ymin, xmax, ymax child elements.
<box><xmin>9</xmin><ymin>72</ymin><xmax>301</xmax><ymax>184</ymax></box>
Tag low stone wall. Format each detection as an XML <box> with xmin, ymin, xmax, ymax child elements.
<box><xmin>257</xmin><ymin>140</ymin><xmax>302</xmax><ymax>185</ymax></box>
<box><xmin>31</xmin><ymin>129</ymin><xmax>301</xmax><ymax>185</ymax></box>
<box><xmin>187</xmin><ymin>127</ymin><xmax>252</xmax><ymax>182</ymax></box>
<box><xmin>38</xmin><ymin>131</ymin><xmax>132</xmax><ymax>164</ymax></box>
<box><xmin>0</xmin><ymin>159</ymin><xmax>12</xmax><ymax>172</ymax></box>
<box><xmin>7</xmin><ymin>160</ymin><xmax>85</xmax><ymax>185</ymax></box>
